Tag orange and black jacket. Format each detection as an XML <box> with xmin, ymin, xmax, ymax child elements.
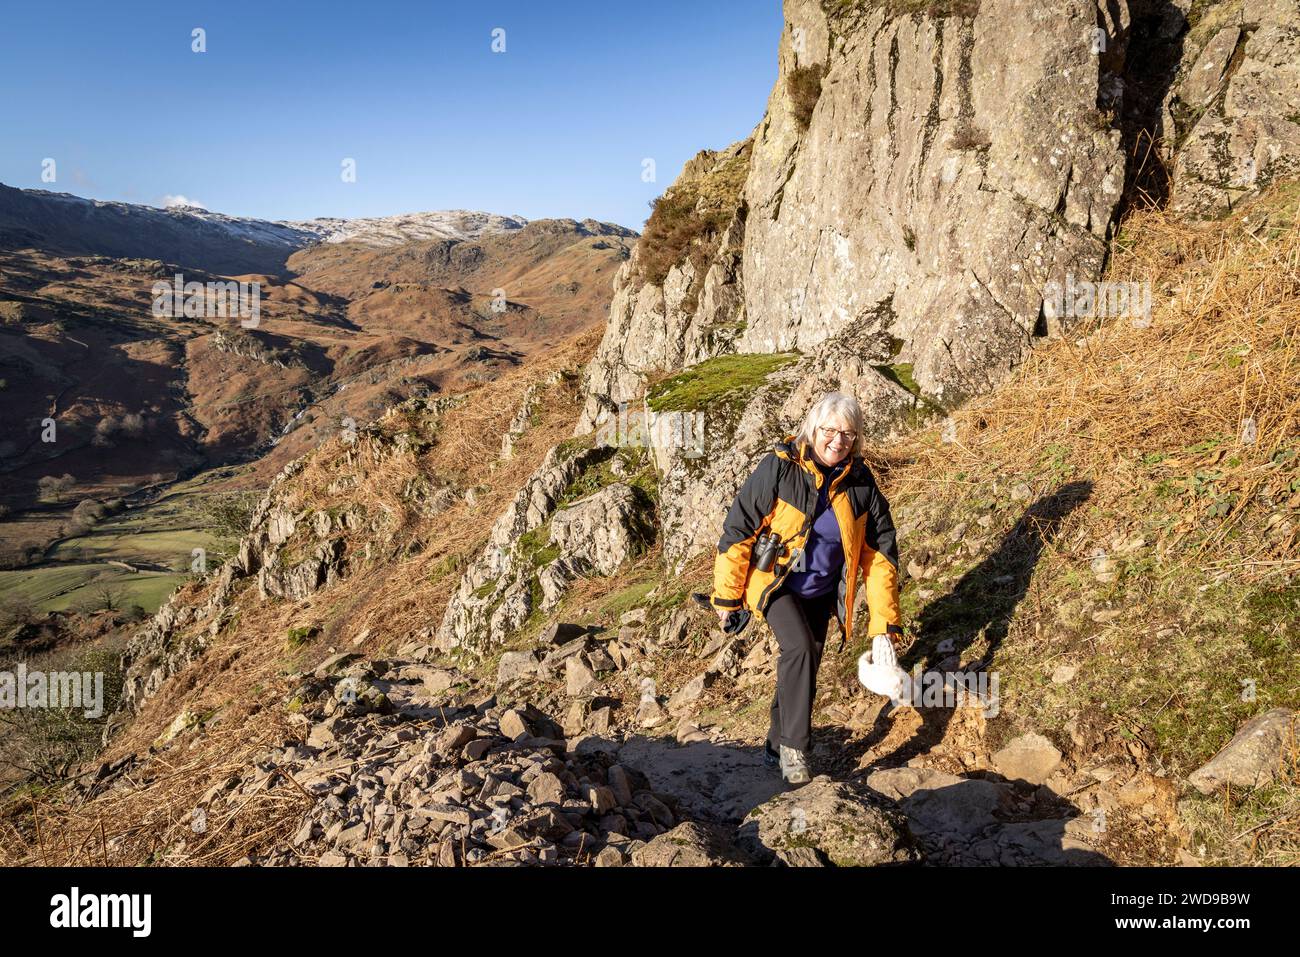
<box><xmin>710</xmin><ymin>434</ymin><xmax>904</xmax><ymax>649</ymax></box>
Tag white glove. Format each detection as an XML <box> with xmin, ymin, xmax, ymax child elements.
<box><xmin>857</xmin><ymin>634</ymin><xmax>909</xmax><ymax>704</ymax></box>
<box><xmin>872</xmin><ymin>634</ymin><xmax>897</xmax><ymax>670</ymax></box>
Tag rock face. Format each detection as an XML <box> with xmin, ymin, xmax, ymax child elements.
<box><xmin>578</xmin><ymin>0</ymin><xmax>1128</xmax><ymax>445</ymax></box>
<box><xmin>435</xmin><ymin>444</ymin><xmax>605</xmax><ymax>652</ymax></box>
<box><xmin>547</xmin><ymin>484</ymin><xmax>654</xmax><ymax>577</ymax></box>
<box><xmin>1187</xmin><ymin>708</ymin><xmax>1298</xmax><ymax>794</ymax></box>
<box><xmin>740</xmin><ymin>0</ymin><xmax>1124</xmax><ymax>408</ymax></box>
<box><xmin>576</xmin><ymin>142</ymin><xmax>752</xmax><ymax>435</ymax></box>
<box><xmin>258</xmin><ymin>537</ymin><xmax>347</xmax><ymax>601</ymax></box>
<box><xmin>1166</xmin><ymin>0</ymin><xmax>1300</xmax><ymax>216</ymax></box>
<box><xmin>736</xmin><ymin>775</ymin><xmax>918</xmax><ymax>867</ymax></box>
<box><xmin>436</xmin><ymin>443</ymin><xmax>656</xmax><ymax>653</ymax></box>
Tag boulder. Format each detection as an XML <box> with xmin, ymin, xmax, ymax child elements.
<box><xmin>497</xmin><ymin>650</ymin><xmax>541</xmax><ymax>684</ymax></box>
<box><xmin>565</xmin><ymin>656</ymin><xmax>599</xmax><ymax>697</ymax></box>
<box><xmin>737</xmin><ymin>776</ymin><xmax>918</xmax><ymax>866</ymax></box>
<box><xmin>548</xmin><ymin>483</ymin><xmax>653</xmax><ymax>576</ymax></box>
<box><xmin>992</xmin><ymin>732</ymin><xmax>1063</xmax><ymax>785</ymax></box>
<box><xmin>540</xmin><ymin>622</ymin><xmax>591</xmax><ymax>646</ymax></box>
<box><xmin>1188</xmin><ymin>708</ymin><xmax>1298</xmax><ymax>794</ymax></box>
<box><xmin>866</xmin><ymin>766</ymin><xmax>1010</xmax><ymax>841</ymax></box>
<box><xmin>630</xmin><ymin>822</ymin><xmax>753</xmax><ymax>867</ymax></box>
<box><xmin>499</xmin><ymin>709</ymin><xmax>532</xmax><ymax>740</ymax></box>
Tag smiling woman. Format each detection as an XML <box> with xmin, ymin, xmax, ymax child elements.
<box><xmin>709</xmin><ymin>390</ymin><xmax>904</xmax><ymax>785</ymax></box>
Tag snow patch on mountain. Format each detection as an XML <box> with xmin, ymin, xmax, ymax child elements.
<box><xmin>290</xmin><ymin>210</ymin><xmax>529</xmax><ymax>247</ymax></box>
<box><xmin>17</xmin><ymin>188</ymin><xmax>528</xmax><ymax>250</ymax></box>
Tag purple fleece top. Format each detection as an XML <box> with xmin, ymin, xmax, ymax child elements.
<box><xmin>783</xmin><ymin>458</ymin><xmax>845</xmax><ymax>599</ymax></box>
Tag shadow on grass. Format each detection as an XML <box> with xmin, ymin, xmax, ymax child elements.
<box><xmin>886</xmin><ymin>480</ymin><xmax>1094</xmax><ymax>766</ymax></box>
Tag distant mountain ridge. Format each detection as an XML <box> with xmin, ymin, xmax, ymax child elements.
<box><xmin>0</xmin><ymin>183</ymin><xmax>631</xmax><ymax>275</ymax></box>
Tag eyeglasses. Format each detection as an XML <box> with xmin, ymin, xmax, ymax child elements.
<box><xmin>817</xmin><ymin>426</ymin><xmax>857</xmax><ymax>442</ymax></box>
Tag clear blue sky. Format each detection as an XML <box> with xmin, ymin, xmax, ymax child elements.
<box><xmin>0</xmin><ymin>1</ymin><xmax>783</xmax><ymax>231</ymax></box>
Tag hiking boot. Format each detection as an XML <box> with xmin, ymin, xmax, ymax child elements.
<box><xmin>763</xmin><ymin>740</ymin><xmax>780</xmax><ymax>768</ymax></box>
<box><xmin>779</xmin><ymin>745</ymin><xmax>811</xmax><ymax>785</ymax></box>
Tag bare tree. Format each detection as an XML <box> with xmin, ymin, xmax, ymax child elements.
<box><xmin>120</xmin><ymin>413</ymin><xmax>146</xmax><ymax>437</ymax></box>
<box><xmin>0</xmin><ymin>646</ymin><xmax>124</xmax><ymax>787</ymax></box>
<box><xmin>36</xmin><ymin>473</ymin><xmax>76</xmax><ymax>503</ymax></box>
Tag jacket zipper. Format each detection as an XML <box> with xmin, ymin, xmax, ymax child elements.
<box><xmin>755</xmin><ymin>447</ymin><xmax>832</xmax><ymax>615</ymax></box>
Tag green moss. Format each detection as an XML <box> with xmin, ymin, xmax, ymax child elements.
<box><xmin>555</xmin><ymin>445</ymin><xmax>659</xmax><ymax>512</ymax></box>
<box><xmin>647</xmin><ymin>352</ymin><xmax>800</xmax><ymax>414</ymax></box>
<box><xmin>285</xmin><ymin>625</ymin><xmax>318</xmax><ymax>648</ymax></box>
<box><xmin>555</xmin><ymin>431</ymin><xmax>596</xmax><ymax>462</ymax></box>
<box><xmin>517</xmin><ymin>523</ymin><xmax>560</xmax><ymax>569</ymax></box>
<box><xmin>627</xmin><ymin>457</ymin><xmax>660</xmax><ymax>503</ymax></box>
<box><xmin>875</xmin><ymin>362</ymin><xmax>919</xmax><ymax>395</ymax></box>
<box><xmin>873</xmin><ymin>361</ymin><xmax>945</xmax><ymax>427</ymax></box>
<box><xmin>526</xmin><ymin>574</ymin><xmax>546</xmax><ymax>619</ymax></box>
<box><xmin>429</xmin><ymin>553</ymin><xmax>464</xmax><ymax>583</ymax></box>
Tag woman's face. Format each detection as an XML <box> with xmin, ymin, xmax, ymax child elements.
<box><xmin>812</xmin><ymin>416</ymin><xmax>855</xmax><ymax>467</ymax></box>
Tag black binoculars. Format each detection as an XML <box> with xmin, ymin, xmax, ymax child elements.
<box><xmin>753</xmin><ymin>529</ymin><xmax>785</xmax><ymax>572</ymax></box>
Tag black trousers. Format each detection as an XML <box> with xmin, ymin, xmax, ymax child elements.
<box><xmin>765</xmin><ymin>583</ymin><xmax>838</xmax><ymax>752</ymax></box>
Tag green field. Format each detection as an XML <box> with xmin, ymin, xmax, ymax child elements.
<box><xmin>47</xmin><ymin>526</ymin><xmax>222</xmax><ymax>570</ymax></box>
<box><xmin>0</xmin><ymin>564</ymin><xmax>187</xmax><ymax>613</ymax></box>
<box><xmin>0</xmin><ymin>466</ymin><xmax>250</xmax><ymax>615</ymax></box>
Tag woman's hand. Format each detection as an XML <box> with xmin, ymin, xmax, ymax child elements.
<box><xmin>715</xmin><ymin>607</ymin><xmax>733</xmax><ymax>627</ymax></box>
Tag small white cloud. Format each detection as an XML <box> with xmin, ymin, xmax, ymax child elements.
<box><xmin>161</xmin><ymin>194</ymin><xmax>206</xmax><ymax>210</ymax></box>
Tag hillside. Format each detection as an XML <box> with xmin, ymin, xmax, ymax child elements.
<box><xmin>5</xmin><ymin>182</ymin><xmax>1293</xmax><ymax>867</ymax></box>
<box><xmin>0</xmin><ymin>193</ymin><xmax>635</xmax><ymax>614</ymax></box>
<box><xmin>1</xmin><ymin>0</ymin><xmax>1297</xmax><ymax>868</ymax></box>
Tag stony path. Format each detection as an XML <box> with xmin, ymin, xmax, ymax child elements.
<box><xmin>615</xmin><ymin>735</ymin><xmax>787</xmax><ymax>824</ymax></box>
<box><xmin>155</xmin><ymin>617</ymin><xmax>1192</xmax><ymax>866</ymax></box>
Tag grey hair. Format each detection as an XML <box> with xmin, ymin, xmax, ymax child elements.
<box><xmin>795</xmin><ymin>391</ymin><xmax>863</xmax><ymax>458</ymax></box>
